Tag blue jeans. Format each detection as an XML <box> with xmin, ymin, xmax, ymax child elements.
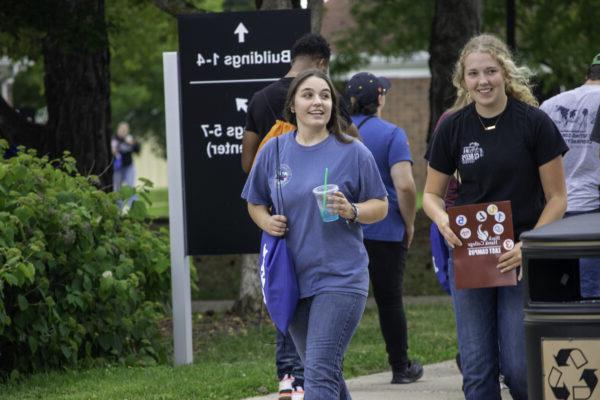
<box><xmin>564</xmin><ymin>210</ymin><xmax>600</xmax><ymax>298</ymax></box>
<box><xmin>289</xmin><ymin>292</ymin><xmax>366</xmax><ymax>400</ymax></box>
<box><xmin>276</xmin><ymin>330</ymin><xmax>304</xmax><ymax>387</ymax></box>
<box><xmin>449</xmin><ymin>254</ymin><xmax>528</xmax><ymax>400</ymax></box>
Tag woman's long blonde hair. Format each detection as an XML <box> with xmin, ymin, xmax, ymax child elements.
<box><xmin>450</xmin><ymin>33</ymin><xmax>538</xmax><ymax>112</ymax></box>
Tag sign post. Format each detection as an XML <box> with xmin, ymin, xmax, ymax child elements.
<box><xmin>163</xmin><ymin>52</ymin><xmax>193</xmax><ymax>365</ymax></box>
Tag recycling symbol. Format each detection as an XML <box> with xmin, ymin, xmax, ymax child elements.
<box><xmin>548</xmin><ymin>348</ymin><xmax>598</xmax><ymax>399</ymax></box>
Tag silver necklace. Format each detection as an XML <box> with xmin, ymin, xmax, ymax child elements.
<box><xmin>477</xmin><ymin>111</ymin><xmax>504</xmax><ymax>131</ymax></box>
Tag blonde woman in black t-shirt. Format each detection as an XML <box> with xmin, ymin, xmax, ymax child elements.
<box><xmin>424</xmin><ymin>34</ymin><xmax>568</xmax><ymax>400</ymax></box>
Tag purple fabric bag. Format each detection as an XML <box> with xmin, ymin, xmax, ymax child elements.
<box><xmin>430</xmin><ymin>223</ymin><xmax>451</xmax><ymax>294</ymax></box>
<box><xmin>258</xmin><ymin>137</ymin><xmax>299</xmax><ymax>333</ymax></box>
<box><xmin>259</xmin><ymin>232</ymin><xmax>298</xmax><ymax>333</ymax></box>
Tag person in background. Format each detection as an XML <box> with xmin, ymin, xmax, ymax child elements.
<box><xmin>424</xmin><ymin>34</ymin><xmax>568</xmax><ymax>399</ymax></box>
<box><xmin>241</xmin><ymin>33</ymin><xmax>358</xmax><ymax>400</ymax></box>
<box><xmin>345</xmin><ymin>72</ymin><xmax>423</xmax><ymax>384</ymax></box>
<box><xmin>540</xmin><ymin>52</ymin><xmax>600</xmax><ymax>298</ymax></box>
<box><xmin>242</xmin><ymin>69</ymin><xmax>388</xmax><ymax>399</ymax></box>
<box><xmin>111</xmin><ymin>121</ymin><xmax>140</xmax><ymax>206</ymax></box>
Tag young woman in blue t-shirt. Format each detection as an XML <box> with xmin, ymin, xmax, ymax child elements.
<box><xmin>242</xmin><ymin>69</ymin><xmax>388</xmax><ymax>399</ymax></box>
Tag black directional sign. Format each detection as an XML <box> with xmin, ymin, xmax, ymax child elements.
<box><xmin>177</xmin><ymin>10</ymin><xmax>310</xmax><ymax>255</ymax></box>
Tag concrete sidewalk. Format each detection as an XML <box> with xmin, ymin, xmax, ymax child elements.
<box><xmin>242</xmin><ymin>360</ymin><xmax>513</xmax><ymax>400</ymax></box>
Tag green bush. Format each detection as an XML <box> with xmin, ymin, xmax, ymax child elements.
<box><xmin>0</xmin><ymin>142</ymin><xmax>172</xmax><ymax>378</ymax></box>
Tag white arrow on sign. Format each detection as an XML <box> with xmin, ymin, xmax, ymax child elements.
<box><xmin>235</xmin><ymin>98</ymin><xmax>248</xmax><ymax>113</ymax></box>
<box><xmin>234</xmin><ymin>22</ymin><xmax>249</xmax><ymax>43</ymax></box>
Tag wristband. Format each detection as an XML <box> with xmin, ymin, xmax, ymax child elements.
<box><xmin>348</xmin><ymin>203</ymin><xmax>359</xmax><ymax>223</ymax></box>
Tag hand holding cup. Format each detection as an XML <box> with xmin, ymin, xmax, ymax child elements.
<box><xmin>330</xmin><ymin>191</ymin><xmax>355</xmax><ymax>220</ymax></box>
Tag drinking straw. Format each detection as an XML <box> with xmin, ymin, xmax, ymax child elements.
<box><xmin>322</xmin><ymin>167</ymin><xmax>328</xmax><ymax>211</ymax></box>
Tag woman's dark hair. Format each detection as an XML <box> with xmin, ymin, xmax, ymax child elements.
<box><xmin>349</xmin><ymin>99</ymin><xmax>378</xmax><ymax>116</ymax></box>
<box><xmin>284</xmin><ymin>69</ymin><xmax>351</xmax><ymax>144</ymax></box>
<box><xmin>587</xmin><ymin>65</ymin><xmax>600</xmax><ymax>81</ymax></box>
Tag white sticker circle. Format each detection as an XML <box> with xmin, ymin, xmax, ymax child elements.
<box><xmin>495</xmin><ymin>211</ymin><xmax>506</xmax><ymax>223</ymax></box>
<box><xmin>456</xmin><ymin>215</ymin><xmax>467</xmax><ymax>226</ymax></box>
<box><xmin>493</xmin><ymin>224</ymin><xmax>504</xmax><ymax>235</ymax></box>
<box><xmin>476</xmin><ymin>211</ymin><xmax>487</xmax><ymax>222</ymax></box>
<box><xmin>503</xmin><ymin>239</ymin><xmax>514</xmax><ymax>250</ymax></box>
<box><xmin>460</xmin><ymin>228</ymin><xmax>472</xmax><ymax>239</ymax></box>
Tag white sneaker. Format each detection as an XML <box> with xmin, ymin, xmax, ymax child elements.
<box><xmin>499</xmin><ymin>374</ymin><xmax>508</xmax><ymax>390</ymax></box>
<box><xmin>291</xmin><ymin>386</ymin><xmax>304</xmax><ymax>400</ymax></box>
<box><xmin>278</xmin><ymin>374</ymin><xmax>294</xmax><ymax>400</ymax></box>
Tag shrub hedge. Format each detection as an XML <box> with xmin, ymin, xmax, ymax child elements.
<box><xmin>0</xmin><ymin>142</ymin><xmax>173</xmax><ymax>378</ymax></box>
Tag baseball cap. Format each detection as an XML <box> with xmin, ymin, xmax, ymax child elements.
<box><xmin>591</xmin><ymin>53</ymin><xmax>600</xmax><ymax>66</ymax></box>
<box><xmin>346</xmin><ymin>72</ymin><xmax>391</xmax><ymax>106</ymax></box>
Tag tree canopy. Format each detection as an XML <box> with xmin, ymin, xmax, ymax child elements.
<box><xmin>4</xmin><ymin>0</ymin><xmax>599</xmax><ymax>163</ymax></box>
<box><xmin>6</xmin><ymin>0</ymin><xmax>224</xmax><ymax>159</ymax></box>
<box><xmin>334</xmin><ymin>0</ymin><xmax>600</xmax><ymax>98</ymax></box>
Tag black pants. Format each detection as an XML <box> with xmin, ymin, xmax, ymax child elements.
<box><xmin>364</xmin><ymin>239</ymin><xmax>409</xmax><ymax>370</ymax></box>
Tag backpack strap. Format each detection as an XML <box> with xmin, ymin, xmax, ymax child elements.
<box><xmin>274</xmin><ymin>137</ymin><xmax>285</xmax><ymax>217</ymax></box>
<box><xmin>262</xmin><ymin>90</ymin><xmax>280</xmax><ymax>123</ymax></box>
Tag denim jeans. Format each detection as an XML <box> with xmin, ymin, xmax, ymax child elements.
<box><xmin>289</xmin><ymin>292</ymin><xmax>366</xmax><ymax>400</ymax></box>
<box><xmin>565</xmin><ymin>210</ymin><xmax>600</xmax><ymax>298</ymax></box>
<box><xmin>276</xmin><ymin>330</ymin><xmax>304</xmax><ymax>387</ymax></box>
<box><xmin>364</xmin><ymin>239</ymin><xmax>409</xmax><ymax>370</ymax></box>
<box><xmin>449</xmin><ymin>254</ymin><xmax>528</xmax><ymax>400</ymax></box>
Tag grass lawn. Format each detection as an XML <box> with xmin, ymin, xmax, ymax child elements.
<box><xmin>0</xmin><ymin>301</ymin><xmax>456</xmax><ymax>400</ymax></box>
<box><xmin>146</xmin><ymin>187</ymin><xmax>169</xmax><ymax>218</ymax></box>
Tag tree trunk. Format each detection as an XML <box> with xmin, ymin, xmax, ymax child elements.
<box><xmin>307</xmin><ymin>0</ymin><xmax>324</xmax><ymax>33</ymax></box>
<box><xmin>0</xmin><ymin>0</ymin><xmax>112</xmax><ymax>188</ymax></box>
<box><xmin>153</xmin><ymin>0</ymin><xmax>203</xmax><ymax>16</ymax></box>
<box><xmin>230</xmin><ymin>253</ymin><xmax>266</xmax><ymax>317</ymax></box>
<box><xmin>43</xmin><ymin>0</ymin><xmax>111</xmax><ymax>187</ymax></box>
<box><xmin>427</xmin><ymin>0</ymin><xmax>481</xmax><ymax>142</ymax></box>
<box><xmin>256</xmin><ymin>0</ymin><xmax>291</xmax><ymax>10</ymax></box>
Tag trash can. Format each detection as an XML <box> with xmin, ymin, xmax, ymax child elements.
<box><xmin>521</xmin><ymin>213</ymin><xmax>600</xmax><ymax>400</ymax></box>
